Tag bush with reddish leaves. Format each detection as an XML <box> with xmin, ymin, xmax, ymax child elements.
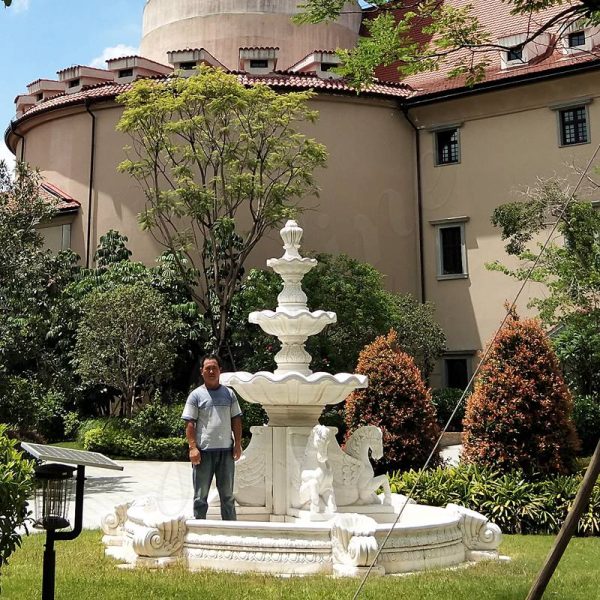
<box><xmin>345</xmin><ymin>330</ymin><xmax>441</xmax><ymax>473</ymax></box>
<box><xmin>463</xmin><ymin>314</ymin><xmax>579</xmax><ymax>475</ymax></box>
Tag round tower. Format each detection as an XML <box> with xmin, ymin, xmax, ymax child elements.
<box><xmin>140</xmin><ymin>0</ymin><xmax>361</xmax><ymax>70</ymax></box>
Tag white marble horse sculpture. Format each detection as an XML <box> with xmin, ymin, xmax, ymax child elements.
<box><xmin>295</xmin><ymin>425</ymin><xmax>337</xmax><ymax>513</ymax></box>
<box><xmin>330</xmin><ymin>425</ymin><xmax>392</xmax><ymax>506</ymax></box>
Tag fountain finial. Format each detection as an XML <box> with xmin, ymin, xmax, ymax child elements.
<box><xmin>280</xmin><ymin>220</ymin><xmax>304</xmax><ymax>260</ymax></box>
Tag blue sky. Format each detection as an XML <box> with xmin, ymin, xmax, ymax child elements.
<box><xmin>0</xmin><ymin>0</ymin><xmax>373</xmax><ymax>166</ymax></box>
<box><xmin>0</xmin><ymin>0</ymin><xmax>147</xmax><ymax>165</ymax></box>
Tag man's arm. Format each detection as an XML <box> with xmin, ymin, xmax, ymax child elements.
<box><xmin>231</xmin><ymin>415</ymin><xmax>242</xmax><ymax>461</ymax></box>
<box><xmin>185</xmin><ymin>420</ymin><xmax>200</xmax><ymax>465</ymax></box>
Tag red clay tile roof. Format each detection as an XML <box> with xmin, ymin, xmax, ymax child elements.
<box><xmin>40</xmin><ymin>181</ymin><xmax>80</xmax><ymax>213</ymax></box>
<box><xmin>12</xmin><ymin>71</ymin><xmax>412</xmax><ymax>125</ymax></box>
<box><xmin>366</xmin><ymin>0</ymin><xmax>599</xmax><ymax>94</ymax></box>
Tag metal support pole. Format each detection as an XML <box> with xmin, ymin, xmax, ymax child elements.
<box><xmin>526</xmin><ymin>438</ymin><xmax>600</xmax><ymax>600</ymax></box>
<box><xmin>42</xmin><ymin>529</ymin><xmax>56</xmax><ymax>600</ymax></box>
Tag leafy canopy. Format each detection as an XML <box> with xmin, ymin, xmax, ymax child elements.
<box><xmin>73</xmin><ymin>284</ymin><xmax>180</xmax><ymax>417</ymax></box>
<box><xmin>488</xmin><ymin>180</ymin><xmax>600</xmax><ymax>325</ymax></box>
<box><xmin>295</xmin><ymin>1</ymin><xmax>600</xmax><ymax>88</ymax></box>
<box><xmin>117</xmin><ymin>68</ymin><xmax>327</xmax><ymax>357</ymax></box>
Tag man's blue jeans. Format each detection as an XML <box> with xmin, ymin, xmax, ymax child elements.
<box><xmin>192</xmin><ymin>449</ymin><xmax>237</xmax><ymax>520</ymax></box>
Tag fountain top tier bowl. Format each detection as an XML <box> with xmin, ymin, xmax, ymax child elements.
<box><xmin>221</xmin><ymin>220</ymin><xmax>367</xmax><ymax>426</ymax></box>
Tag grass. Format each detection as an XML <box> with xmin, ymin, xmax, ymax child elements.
<box><xmin>49</xmin><ymin>441</ymin><xmax>84</xmax><ymax>450</ymax></box>
<box><xmin>2</xmin><ymin>532</ymin><xmax>599</xmax><ymax>599</ymax></box>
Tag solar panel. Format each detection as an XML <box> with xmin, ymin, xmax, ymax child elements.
<box><xmin>20</xmin><ymin>443</ymin><xmax>124</xmax><ymax>471</ymax></box>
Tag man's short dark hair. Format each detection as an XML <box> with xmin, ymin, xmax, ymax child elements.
<box><xmin>201</xmin><ymin>354</ymin><xmax>222</xmax><ymax>369</ymax></box>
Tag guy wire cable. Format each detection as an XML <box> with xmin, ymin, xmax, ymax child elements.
<box><xmin>351</xmin><ymin>141</ymin><xmax>600</xmax><ymax>600</ymax></box>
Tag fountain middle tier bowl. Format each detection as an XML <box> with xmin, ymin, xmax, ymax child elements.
<box><xmin>249</xmin><ymin>310</ymin><xmax>336</xmax><ymax>337</ymax></box>
<box><xmin>220</xmin><ymin>371</ymin><xmax>367</xmax><ymax>407</ymax></box>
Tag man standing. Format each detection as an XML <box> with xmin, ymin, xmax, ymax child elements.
<box><xmin>182</xmin><ymin>355</ymin><xmax>243</xmax><ymax>520</ymax></box>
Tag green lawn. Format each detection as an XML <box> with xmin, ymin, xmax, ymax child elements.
<box><xmin>2</xmin><ymin>532</ymin><xmax>599</xmax><ymax>599</ymax></box>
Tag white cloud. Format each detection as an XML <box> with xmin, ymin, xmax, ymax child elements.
<box><xmin>89</xmin><ymin>44</ymin><xmax>139</xmax><ymax>69</ymax></box>
<box><xmin>11</xmin><ymin>0</ymin><xmax>30</xmax><ymax>13</ymax></box>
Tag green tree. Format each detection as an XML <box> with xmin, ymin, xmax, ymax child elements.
<box><xmin>345</xmin><ymin>330</ymin><xmax>441</xmax><ymax>473</ymax></box>
<box><xmin>94</xmin><ymin>229</ymin><xmax>132</xmax><ymax>269</ymax></box>
<box><xmin>0</xmin><ymin>161</ymin><xmax>79</xmax><ymax>384</ymax></box>
<box><xmin>296</xmin><ymin>1</ymin><xmax>600</xmax><ymax>88</ymax></box>
<box><xmin>463</xmin><ymin>313</ymin><xmax>579</xmax><ymax>475</ymax></box>
<box><xmin>73</xmin><ymin>284</ymin><xmax>180</xmax><ymax>417</ymax></box>
<box><xmin>117</xmin><ymin>68</ymin><xmax>328</xmax><ymax>360</ymax></box>
<box><xmin>0</xmin><ymin>425</ymin><xmax>34</xmax><ymax>587</ymax></box>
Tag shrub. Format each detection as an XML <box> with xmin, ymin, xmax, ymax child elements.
<box><xmin>388</xmin><ymin>464</ymin><xmax>600</xmax><ymax>536</ymax></box>
<box><xmin>572</xmin><ymin>395</ymin><xmax>600</xmax><ymax>455</ymax></box>
<box><xmin>463</xmin><ymin>313</ymin><xmax>579</xmax><ymax>475</ymax></box>
<box><xmin>345</xmin><ymin>330</ymin><xmax>441</xmax><ymax>473</ymax></box>
<box><xmin>126</xmin><ymin>401</ymin><xmax>184</xmax><ymax>439</ymax></box>
<box><xmin>83</xmin><ymin>427</ymin><xmax>186</xmax><ymax>461</ymax></box>
<box><xmin>552</xmin><ymin>310</ymin><xmax>600</xmax><ymax>399</ymax></box>
<box><xmin>34</xmin><ymin>388</ymin><xmax>69</xmax><ymax>442</ymax></box>
<box><xmin>0</xmin><ymin>425</ymin><xmax>34</xmax><ymax>582</ymax></box>
<box><xmin>431</xmin><ymin>388</ymin><xmax>467</xmax><ymax>430</ymax></box>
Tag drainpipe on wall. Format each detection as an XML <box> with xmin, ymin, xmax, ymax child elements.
<box><xmin>9</xmin><ymin>120</ymin><xmax>25</xmax><ymax>163</ymax></box>
<box><xmin>401</xmin><ymin>105</ymin><xmax>426</xmax><ymax>303</ymax></box>
<box><xmin>85</xmin><ymin>100</ymin><xmax>97</xmax><ymax>269</ymax></box>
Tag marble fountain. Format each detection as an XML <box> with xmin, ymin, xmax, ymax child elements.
<box><xmin>101</xmin><ymin>221</ymin><xmax>502</xmax><ymax>576</ymax></box>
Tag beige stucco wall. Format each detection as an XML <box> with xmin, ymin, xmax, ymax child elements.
<box><xmin>410</xmin><ymin>70</ymin><xmax>600</xmax><ymax>358</ymax></box>
<box><xmin>13</xmin><ymin>93</ymin><xmax>417</xmax><ymax>295</ymax></box>
<box><xmin>141</xmin><ymin>0</ymin><xmax>361</xmax><ymax>69</ymax></box>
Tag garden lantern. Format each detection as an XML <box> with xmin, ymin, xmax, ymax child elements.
<box><xmin>21</xmin><ymin>442</ymin><xmax>123</xmax><ymax>600</ymax></box>
<box><xmin>33</xmin><ymin>463</ymin><xmax>77</xmax><ymax>531</ymax></box>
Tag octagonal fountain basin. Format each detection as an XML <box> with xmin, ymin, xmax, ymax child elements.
<box><xmin>102</xmin><ymin>496</ymin><xmax>502</xmax><ymax>576</ymax></box>
<box><xmin>220</xmin><ymin>371</ymin><xmax>368</xmax><ymax>426</ymax></box>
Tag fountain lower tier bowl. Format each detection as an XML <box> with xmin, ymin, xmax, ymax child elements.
<box><xmin>220</xmin><ymin>371</ymin><xmax>367</xmax><ymax>426</ymax></box>
<box><xmin>103</xmin><ymin>498</ymin><xmax>502</xmax><ymax>577</ymax></box>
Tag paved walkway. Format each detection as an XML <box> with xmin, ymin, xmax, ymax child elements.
<box><xmin>71</xmin><ymin>461</ymin><xmax>194</xmax><ymax>530</ymax></box>
<box><xmin>59</xmin><ymin>446</ymin><xmax>463</xmax><ymax>530</ymax></box>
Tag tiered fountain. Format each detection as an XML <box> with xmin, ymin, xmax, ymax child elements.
<box><xmin>102</xmin><ymin>221</ymin><xmax>503</xmax><ymax>576</ymax></box>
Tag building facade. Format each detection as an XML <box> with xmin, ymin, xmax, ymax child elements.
<box><xmin>5</xmin><ymin>0</ymin><xmax>600</xmax><ymax>387</ymax></box>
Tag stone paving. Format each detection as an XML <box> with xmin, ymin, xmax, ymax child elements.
<box><xmin>69</xmin><ymin>460</ymin><xmax>193</xmax><ymax>530</ymax></box>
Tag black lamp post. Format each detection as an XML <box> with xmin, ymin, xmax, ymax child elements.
<box><xmin>21</xmin><ymin>442</ymin><xmax>123</xmax><ymax>600</ymax></box>
<box><xmin>32</xmin><ymin>463</ymin><xmax>86</xmax><ymax>600</ymax></box>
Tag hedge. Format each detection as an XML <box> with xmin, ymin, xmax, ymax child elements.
<box><xmin>83</xmin><ymin>427</ymin><xmax>187</xmax><ymax>461</ymax></box>
<box><xmin>389</xmin><ymin>464</ymin><xmax>599</xmax><ymax>536</ymax></box>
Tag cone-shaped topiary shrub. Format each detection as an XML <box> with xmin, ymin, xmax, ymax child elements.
<box><xmin>463</xmin><ymin>312</ymin><xmax>580</xmax><ymax>475</ymax></box>
<box><xmin>345</xmin><ymin>330</ymin><xmax>441</xmax><ymax>473</ymax></box>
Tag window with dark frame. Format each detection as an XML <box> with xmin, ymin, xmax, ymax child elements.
<box><xmin>439</xmin><ymin>225</ymin><xmax>465</xmax><ymax>276</ymax></box>
<box><xmin>559</xmin><ymin>106</ymin><xmax>589</xmax><ymax>145</ymax></box>
<box><xmin>68</xmin><ymin>79</ymin><xmax>80</xmax><ymax>88</ymax></box>
<box><xmin>249</xmin><ymin>59</ymin><xmax>268</xmax><ymax>69</ymax></box>
<box><xmin>506</xmin><ymin>46</ymin><xmax>523</xmax><ymax>62</ymax></box>
<box><xmin>118</xmin><ymin>68</ymin><xmax>134</xmax><ymax>78</ymax></box>
<box><xmin>568</xmin><ymin>31</ymin><xmax>586</xmax><ymax>47</ymax></box>
<box><xmin>179</xmin><ymin>61</ymin><xmax>197</xmax><ymax>70</ymax></box>
<box><xmin>445</xmin><ymin>358</ymin><xmax>469</xmax><ymax>390</ymax></box>
<box><xmin>320</xmin><ymin>62</ymin><xmax>337</xmax><ymax>72</ymax></box>
<box><xmin>435</xmin><ymin>129</ymin><xmax>459</xmax><ymax>165</ymax></box>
